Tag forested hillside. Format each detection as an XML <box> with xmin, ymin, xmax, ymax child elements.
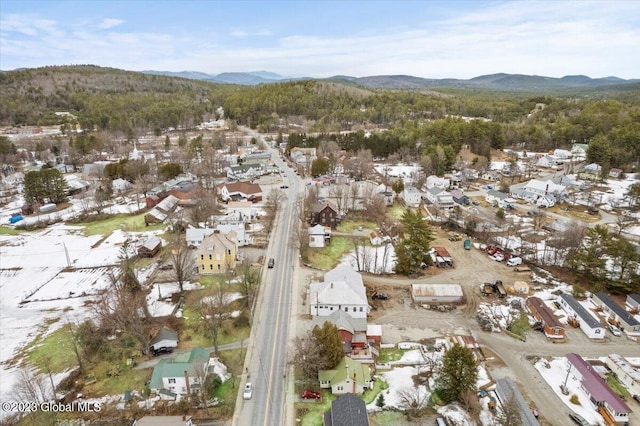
<box><xmin>2</xmin><ymin>65</ymin><xmax>639</xmax><ymax>170</ymax></box>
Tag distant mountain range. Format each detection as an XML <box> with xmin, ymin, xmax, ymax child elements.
<box><xmin>142</xmin><ymin>70</ymin><xmax>640</xmax><ymax>91</ymax></box>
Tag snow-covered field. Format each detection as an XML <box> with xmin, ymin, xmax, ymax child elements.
<box><xmin>0</xmin><ymin>224</ymin><xmax>162</xmax><ymax>401</ymax></box>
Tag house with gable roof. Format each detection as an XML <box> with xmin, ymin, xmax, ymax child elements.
<box><xmin>310</xmin><ymin>264</ymin><xmax>369</xmax><ymax>319</ymax></box>
<box><xmin>323</xmin><ymin>393</ymin><xmax>369</xmax><ymax>426</ymax></box>
<box><xmin>579</xmin><ymin>163</ymin><xmax>603</xmax><ymax>181</ymax></box>
<box><xmin>150</xmin><ymin>348</ymin><xmax>211</xmax><ymax>397</ymax></box>
<box><xmin>311</xmin><ymin>202</ymin><xmax>340</xmax><ymax>229</ymax></box>
<box><xmin>565</xmin><ymin>353</ymin><xmax>632</xmax><ymax>425</ymax></box>
<box><xmin>318</xmin><ymin>356</ymin><xmax>373</xmax><ymax>395</ymax></box>
<box><xmin>571</xmin><ymin>143</ymin><xmax>589</xmax><ymax>159</ymax></box>
<box><xmin>217</xmin><ymin>181</ymin><xmax>263</xmax><ymax>202</ymax></box>
<box><xmin>312</xmin><ymin>310</ymin><xmax>380</xmax><ymax>363</ymax></box>
<box><xmin>195</xmin><ymin>231</ymin><xmax>237</xmax><ymax>274</ymax></box>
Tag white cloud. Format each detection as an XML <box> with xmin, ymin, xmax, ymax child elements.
<box><xmin>230</xmin><ymin>29</ymin><xmax>273</xmax><ymax>38</ymax></box>
<box><xmin>97</xmin><ymin>18</ymin><xmax>124</xmax><ymax>30</ymax></box>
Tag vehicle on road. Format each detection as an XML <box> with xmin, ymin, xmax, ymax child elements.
<box><xmin>506</xmin><ymin>257</ymin><xmax>522</xmax><ymax>266</ymax></box>
<box><xmin>268</xmin><ymin>258</ymin><xmax>275</xmax><ymax>268</ymax></box>
<box><xmin>301</xmin><ymin>389</ymin><xmax>321</xmax><ymax>399</ymax></box>
<box><xmin>568</xmin><ymin>412</ymin><xmax>591</xmax><ymax>426</ymax></box>
<box><xmin>464</xmin><ymin>239</ymin><xmax>471</xmax><ymax>250</ymax></box>
<box><xmin>280</xmin><ymin>185</ymin><xmax>289</xmax><ymax>189</ymax></box>
<box><xmin>243</xmin><ymin>382</ymin><xmax>253</xmax><ymax>400</ymax></box>
<box><xmin>608</xmin><ymin>324</ymin><xmax>622</xmax><ymax>337</ymax></box>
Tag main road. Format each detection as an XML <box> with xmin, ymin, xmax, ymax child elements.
<box><xmin>234</xmin><ymin>129</ymin><xmax>302</xmax><ymax>426</ymax></box>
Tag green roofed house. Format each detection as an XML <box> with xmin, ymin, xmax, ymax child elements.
<box><xmin>150</xmin><ymin>348</ymin><xmax>211</xmax><ymax>397</ymax></box>
<box><xmin>318</xmin><ymin>356</ymin><xmax>373</xmax><ymax>395</ymax></box>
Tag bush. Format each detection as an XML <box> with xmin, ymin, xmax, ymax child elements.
<box><xmin>570</xmin><ymin>394</ymin><xmax>580</xmax><ymax>405</ymax></box>
<box><xmin>376</xmin><ymin>393</ymin><xmax>385</xmax><ymax>408</ymax></box>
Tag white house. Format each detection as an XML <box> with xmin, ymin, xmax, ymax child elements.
<box><xmin>425</xmin><ymin>175</ymin><xmax>450</xmax><ymax>190</ymax></box>
<box><xmin>553</xmin><ymin>149</ymin><xmax>572</xmax><ymax>159</ymax></box>
<box><xmin>485</xmin><ymin>190</ymin><xmax>509</xmax><ymax>208</ymax></box>
<box><xmin>605</xmin><ymin>354</ymin><xmax>640</xmax><ymax>398</ymax></box>
<box><xmin>592</xmin><ymin>293</ymin><xmax>640</xmax><ymax>337</ymax></box>
<box><xmin>150</xmin><ymin>348</ymin><xmax>211</xmax><ymax>397</ymax></box>
<box><xmin>536</xmin><ymin>155</ymin><xmax>562</xmax><ymax>169</ymax></box>
<box><xmin>401</xmin><ymin>186</ymin><xmax>422</xmax><ymax>208</ymax></box>
<box><xmin>558</xmin><ymin>294</ymin><xmax>605</xmax><ymax>339</ymax></box>
<box><xmin>309</xmin><ymin>264</ymin><xmax>369</xmax><ymax>319</ymax></box>
<box><xmin>424</xmin><ymin>187</ymin><xmax>455</xmax><ymax>209</ymax></box>
<box><xmin>308</xmin><ymin>224</ymin><xmax>327</xmax><ymax>248</ymax></box>
<box><xmin>571</xmin><ymin>143</ymin><xmax>589</xmax><ymax>160</ymax></box>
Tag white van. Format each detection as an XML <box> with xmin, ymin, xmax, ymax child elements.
<box><xmin>506</xmin><ymin>257</ymin><xmax>522</xmax><ymax>267</ymax></box>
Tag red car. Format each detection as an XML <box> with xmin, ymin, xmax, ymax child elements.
<box><xmin>301</xmin><ymin>389</ymin><xmax>321</xmax><ymax>399</ymax></box>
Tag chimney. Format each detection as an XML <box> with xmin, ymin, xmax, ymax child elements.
<box><xmin>184</xmin><ymin>370</ymin><xmax>190</xmax><ymax>395</ymax></box>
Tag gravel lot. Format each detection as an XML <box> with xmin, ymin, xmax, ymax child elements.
<box><xmin>294</xmin><ymin>226</ymin><xmax>640</xmax><ymax>425</ymax></box>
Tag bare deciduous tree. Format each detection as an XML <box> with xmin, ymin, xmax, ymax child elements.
<box><xmin>397</xmin><ymin>386</ymin><xmax>429</xmax><ymax>417</ymax></box>
<box><xmin>171</xmin><ymin>240</ymin><xmax>196</xmax><ymax>293</ymax></box>
<box><xmin>189</xmin><ymin>186</ymin><xmax>219</xmax><ymax>226</ymax></box>
<box><xmin>200</xmin><ymin>282</ymin><xmax>234</xmax><ymax>355</ymax></box>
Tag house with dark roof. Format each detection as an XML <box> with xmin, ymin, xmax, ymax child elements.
<box><xmin>494</xmin><ymin>378</ymin><xmax>540</xmax><ymax>426</ymax></box>
<box><xmin>311</xmin><ymin>202</ymin><xmax>340</xmax><ymax>229</ymax></box>
<box><xmin>195</xmin><ymin>231</ymin><xmax>237</xmax><ymax>274</ymax></box>
<box><xmin>565</xmin><ymin>353</ymin><xmax>632</xmax><ymax>425</ymax></box>
<box><xmin>557</xmin><ymin>294</ymin><xmax>605</xmax><ymax>339</ymax></box>
<box><xmin>150</xmin><ymin>348</ymin><xmax>211</xmax><ymax>396</ymax></box>
<box><xmin>592</xmin><ymin>293</ymin><xmax>640</xmax><ymax>336</ymax></box>
<box><xmin>138</xmin><ymin>236</ymin><xmax>162</xmax><ymax>258</ymax></box>
<box><xmin>318</xmin><ymin>356</ymin><xmax>373</xmax><ymax>395</ymax></box>
<box><xmin>526</xmin><ymin>297</ymin><xmax>565</xmax><ymax>341</ymax></box>
<box><xmin>311</xmin><ymin>310</ymin><xmax>379</xmax><ymax>363</ymax></box>
<box><xmin>625</xmin><ymin>294</ymin><xmax>640</xmax><ymax>312</ymax></box>
<box><xmin>323</xmin><ymin>393</ymin><xmax>369</xmax><ymax>426</ymax></box>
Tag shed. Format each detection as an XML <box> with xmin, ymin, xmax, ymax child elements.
<box><xmin>138</xmin><ymin>237</ymin><xmax>162</xmax><ymax>258</ymax></box>
<box><xmin>411</xmin><ymin>284</ymin><xmax>463</xmax><ymax>304</ymax></box>
<box><xmin>510</xmin><ymin>281</ymin><xmax>529</xmax><ymax>295</ymax></box>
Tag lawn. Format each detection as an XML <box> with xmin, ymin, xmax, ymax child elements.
<box><xmin>606</xmin><ymin>373</ymin><xmax>631</xmax><ymax>399</ymax></box>
<box><xmin>336</xmin><ymin>220</ymin><xmax>377</xmax><ymax>233</ymax></box>
<box><xmin>388</xmin><ymin>205</ymin><xmax>407</xmax><ymax>220</ymax></box>
<box><xmin>508</xmin><ymin>310</ymin><xmax>531</xmax><ymax>340</ymax></box>
<box><xmin>362</xmin><ymin>378</ymin><xmax>389</xmax><ymax>404</ymax></box>
<box><xmin>370</xmin><ymin>411</ymin><xmax>410</xmax><ymax>425</ymax></box>
<box><xmin>306</xmin><ymin>236</ymin><xmax>354</xmax><ymax>270</ymax></box>
<box><xmin>85</xmin><ymin>366</ymin><xmax>151</xmax><ymax>396</ymax></box>
<box><xmin>0</xmin><ymin>226</ymin><xmax>24</xmax><ymax>235</ymax></box>
<box><xmin>378</xmin><ymin>347</ymin><xmax>406</xmax><ymax>363</ymax></box>
<box><xmin>297</xmin><ymin>391</ymin><xmax>336</xmax><ymax>426</ymax></box>
<box><xmin>75</xmin><ymin>212</ymin><xmax>164</xmax><ymax>236</ymax></box>
<box><xmin>26</xmin><ymin>323</ymin><xmax>78</xmax><ymax>373</ymax></box>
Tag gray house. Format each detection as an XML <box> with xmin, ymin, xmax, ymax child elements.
<box><xmin>494</xmin><ymin>378</ymin><xmax>540</xmax><ymax>426</ymax></box>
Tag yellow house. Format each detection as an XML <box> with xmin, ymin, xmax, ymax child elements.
<box><xmin>195</xmin><ymin>231</ymin><xmax>237</xmax><ymax>275</ymax></box>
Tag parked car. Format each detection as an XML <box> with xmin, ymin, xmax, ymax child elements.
<box><xmin>372</xmin><ymin>292</ymin><xmax>389</xmax><ymax>300</ymax></box>
<box><xmin>493</xmin><ymin>253</ymin><xmax>505</xmax><ymax>262</ymax></box>
<box><xmin>152</xmin><ymin>347</ymin><xmax>173</xmax><ymax>356</ymax></box>
<box><xmin>506</xmin><ymin>257</ymin><xmax>523</xmax><ymax>267</ymax></box>
<box><xmin>633</xmin><ymin>394</ymin><xmax>640</xmax><ymax>403</ymax></box>
<box><xmin>301</xmin><ymin>389</ymin><xmax>321</xmax><ymax>399</ymax></box>
<box><xmin>608</xmin><ymin>324</ymin><xmax>622</xmax><ymax>337</ymax></box>
<box><xmin>569</xmin><ymin>412</ymin><xmax>591</xmax><ymax>426</ymax></box>
<box><xmin>280</xmin><ymin>185</ymin><xmax>289</xmax><ymax>189</ymax></box>
<box><xmin>268</xmin><ymin>258</ymin><xmax>275</xmax><ymax>268</ymax></box>
<box><xmin>243</xmin><ymin>382</ymin><xmax>253</xmax><ymax>400</ymax></box>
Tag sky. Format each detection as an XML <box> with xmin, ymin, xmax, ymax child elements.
<box><xmin>1</xmin><ymin>1</ymin><xmax>639</xmax><ymax>80</ymax></box>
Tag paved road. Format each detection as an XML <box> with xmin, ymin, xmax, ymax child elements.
<box><xmin>233</xmin><ymin>129</ymin><xmax>300</xmax><ymax>426</ymax></box>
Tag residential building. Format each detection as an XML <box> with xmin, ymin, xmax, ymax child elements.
<box><xmin>425</xmin><ymin>175</ymin><xmax>450</xmax><ymax>190</ymax></box>
<box><xmin>242</xmin><ymin>151</ymin><xmax>271</xmax><ymax>165</ymax></box>
<box><xmin>536</xmin><ymin>154</ymin><xmax>562</xmax><ymax>169</ymax></box>
<box><xmin>424</xmin><ymin>187</ymin><xmax>455</xmax><ymax>209</ymax></box>
<box><xmin>625</xmin><ymin>294</ymin><xmax>640</xmax><ymax>311</ymax></box>
<box><xmin>571</xmin><ymin>143</ymin><xmax>589</xmax><ymax>160</ymax></box>
<box><xmin>138</xmin><ymin>236</ymin><xmax>162</xmax><ymax>258</ymax></box>
<box><xmin>450</xmin><ymin>189</ymin><xmax>469</xmax><ymax>205</ymax></box>
<box><xmin>592</xmin><ymin>293</ymin><xmax>640</xmax><ymax>336</ymax></box>
<box><xmin>144</xmin><ymin>195</ymin><xmax>180</xmax><ymax>225</ymax></box>
<box><xmin>485</xmin><ymin>190</ymin><xmax>509</xmax><ymax>208</ymax></box>
<box><xmin>150</xmin><ymin>348</ymin><xmax>211</xmax><ymax>397</ymax></box>
<box><xmin>526</xmin><ymin>297</ymin><xmax>565</xmax><ymax>340</ymax></box>
<box><xmin>605</xmin><ymin>354</ymin><xmax>640</xmax><ymax>398</ymax></box>
<box><xmin>311</xmin><ymin>202</ymin><xmax>340</xmax><ymax>229</ymax></box>
<box><xmin>494</xmin><ymin>378</ymin><xmax>540</xmax><ymax>426</ymax></box>
<box><xmin>309</xmin><ymin>224</ymin><xmax>328</xmax><ymax>248</ymax></box>
<box><xmin>609</xmin><ymin>168</ymin><xmax>623</xmax><ymax>179</ymax></box>
<box><xmin>318</xmin><ymin>356</ymin><xmax>373</xmax><ymax>395</ymax></box>
<box><xmin>579</xmin><ymin>163</ymin><xmax>603</xmax><ymax>181</ymax></box>
<box><xmin>310</xmin><ymin>264</ymin><xmax>369</xmax><ymax>319</ymax></box>
<box><xmin>553</xmin><ymin>149</ymin><xmax>572</xmax><ymax>160</ymax></box>
<box><xmin>195</xmin><ymin>231</ymin><xmax>237</xmax><ymax>274</ymax></box>
<box><xmin>323</xmin><ymin>393</ymin><xmax>369</xmax><ymax>426</ymax></box>
<box><xmin>565</xmin><ymin>353</ymin><xmax>632</xmax><ymax>425</ymax></box>
<box><xmin>311</xmin><ymin>310</ymin><xmax>379</xmax><ymax>363</ymax></box>
<box><xmin>558</xmin><ymin>294</ymin><xmax>605</xmax><ymax>339</ymax></box>
<box><xmin>217</xmin><ymin>181</ymin><xmax>263</xmax><ymax>202</ymax></box>
<box><xmin>400</xmin><ymin>186</ymin><xmax>422</xmax><ymax>207</ymax></box>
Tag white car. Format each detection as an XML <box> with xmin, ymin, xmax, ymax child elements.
<box><xmin>608</xmin><ymin>324</ymin><xmax>622</xmax><ymax>337</ymax></box>
<box><xmin>493</xmin><ymin>253</ymin><xmax>505</xmax><ymax>262</ymax></box>
<box><xmin>506</xmin><ymin>257</ymin><xmax>523</xmax><ymax>266</ymax></box>
<box><xmin>243</xmin><ymin>382</ymin><xmax>253</xmax><ymax>400</ymax></box>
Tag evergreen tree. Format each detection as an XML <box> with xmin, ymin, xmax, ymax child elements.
<box><xmin>23</xmin><ymin>168</ymin><xmax>68</xmax><ymax>204</ymax></box>
<box><xmin>394</xmin><ymin>209</ymin><xmax>435</xmax><ymax>275</ymax></box>
<box><xmin>312</xmin><ymin>322</ymin><xmax>344</xmax><ymax>368</ymax></box>
<box><xmin>436</xmin><ymin>344</ymin><xmax>478</xmax><ymax>403</ymax></box>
